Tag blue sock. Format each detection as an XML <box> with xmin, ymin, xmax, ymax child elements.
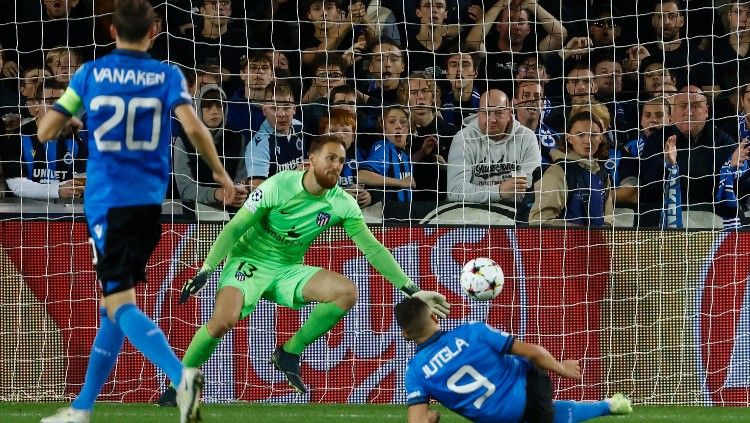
<box><xmin>71</xmin><ymin>308</ymin><xmax>125</xmax><ymax>412</ymax></box>
<box><xmin>553</xmin><ymin>400</ymin><xmax>611</xmax><ymax>423</ymax></box>
<box><xmin>114</xmin><ymin>303</ymin><xmax>184</xmax><ymax>386</ymax></box>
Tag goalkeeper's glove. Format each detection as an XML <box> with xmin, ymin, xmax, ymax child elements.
<box><xmin>401</xmin><ymin>282</ymin><xmax>451</xmax><ymax>319</ymax></box>
<box><xmin>179</xmin><ymin>268</ymin><xmax>212</xmax><ymax>304</ymax></box>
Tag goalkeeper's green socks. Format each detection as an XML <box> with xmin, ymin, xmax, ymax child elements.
<box><xmin>284</xmin><ymin>302</ymin><xmax>348</xmax><ymax>355</ymax></box>
<box><xmin>169</xmin><ymin>325</ymin><xmax>222</xmax><ymax>388</ymax></box>
<box><xmin>183</xmin><ymin>325</ymin><xmax>222</xmax><ymax>367</ymax></box>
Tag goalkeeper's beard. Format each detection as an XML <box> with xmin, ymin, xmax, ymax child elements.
<box><xmin>313</xmin><ymin>166</ymin><xmax>339</xmax><ymax>189</ymax></box>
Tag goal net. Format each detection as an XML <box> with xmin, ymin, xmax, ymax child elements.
<box><xmin>1</xmin><ymin>0</ymin><xmax>749</xmax><ymax>407</ymax></box>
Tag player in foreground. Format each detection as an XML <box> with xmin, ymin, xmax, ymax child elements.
<box><xmin>396</xmin><ymin>297</ymin><xmax>633</xmax><ymax>423</ymax></box>
<box><xmin>36</xmin><ymin>0</ymin><xmax>236</xmax><ymax>421</ymax></box>
<box><xmin>162</xmin><ymin>135</ymin><xmax>450</xmax><ymax>400</ymax></box>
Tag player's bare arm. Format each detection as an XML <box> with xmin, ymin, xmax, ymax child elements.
<box><xmin>346</xmin><ymin>220</ymin><xmax>451</xmax><ymax>318</ymax></box>
<box><xmin>511</xmin><ymin>338</ymin><xmax>583</xmax><ymax>380</ymax></box>
<box><xmin>179</xmin><ymin>206</ymin><xmax>265</xmax><ymax>303</ymax></box>
<box><xmin>36</xmin><ymin>109</ymin><xmax>83</xmax><ymax>142</ymax></box>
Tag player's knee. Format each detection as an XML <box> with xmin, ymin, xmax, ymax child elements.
<box><xmin>208</xmin><ymin>314</ymin><xmax>238</xmax><ymax>337</ymax></box>
<box><xmin>428</xmin><ymin>410</ymin><xmax>441</xmax><ymax>423</ymax></box>
<box><xmin>337</xmin><ymin>281</ymin><xmax>358</xmax><ymax>310</ymax></box>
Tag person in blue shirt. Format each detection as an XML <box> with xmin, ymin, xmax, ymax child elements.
<box><xmin>36</xmin><ymin>1</ymin><xmax>235</xmax><ymax>422</ymax></box>
<box><xmin>0</xmin><ymin>81</ymin><xmax>87</xmax><ymax>201</ymax></box>
<box><xmin>245</xmin><ymin>80</ymin><xmax>305</xmax><ymax>190</ymax></box>
<box><xmin>396</xmin><ymin>297</ymin><xmax>633</xmax><ymax>423</ymax></box>
<box><xmin>358</xmin><ymin>105</ymin><xmax>415</xmax><ymax>204</ymax></box>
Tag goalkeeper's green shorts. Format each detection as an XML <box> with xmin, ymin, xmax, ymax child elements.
<box><xmin>217</xmin><ymin>255</ymin><xmax>322</xmax><ymax>319</ymax></box>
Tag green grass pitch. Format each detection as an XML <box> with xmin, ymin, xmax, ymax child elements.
<box><xmin>3</xmin><ymin>402</ymin><xmax>750</xmax><ymax>422</ymax></box>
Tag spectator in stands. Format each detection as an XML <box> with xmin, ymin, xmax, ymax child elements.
<box><xmin>269</xmin><ymin>50</ymin><xmax>291</xmax><ymax>75</ymax></box>
<box><xmin>300</xmin><ymin>0</ymin><xmax>372</xmax><ymax>68</ymax></box>
<box><xmin>0</xmin><ymin>80</ymin><xmax>86</xmax><ymax>200</ymax></box>
<box><xmin>633</xmin><ymin>0</ymin><xmax>714</xmax><ymax>91</ymax></box>
<box><xmin>514</xmin><ymin>80</ymin><xmax>557</xmax><ymax>166</ymax></box>
<box><xmin>399</xmin><ymin>72</ymin><xmax>457</xmax><ymax>204</ymax></box>
<box><xmin>226</xmin><ymin>53</ymin><xmax>273</xmax><ymax>139</ymax></box>
<box><xmin>441</xmin><ymin>51</ymin><xmax>481</xmax><ymax>127</ymax></box>
<box><xmin>193</xmin><ymin>64</ymin><xmax>225</xmax><ymax>92</ymax></box>
<box><xmin>586</xmin><ymin>4</ymin><xmax>623</xmax><ymax>52</ymax></box>
<box><xmin>546</xmin><ymin>64</ymin><xmax>598</xmax><ymax>133</ymax></box>
<box><xmin>330</xmin><ymin>85</ymin><xmax>358</xmax><ymax>115</ymax></box>
<box><xmin>301</xmin><ymin>53</ymin><xmax>349</xmax><ymax>135</ymax></box>
<box><xmin>566</xmin><ymin>64</ymin><xmax>598</xmax><ymax>106</ymax></box>
<box><xmin>319</xmin><ymin>108</ymin><xmax>372</xmax><ymax>208</ymax></box>
<box><xmin>18</xmin><ymin>67</ymin><xmax>51</xmax><ymax>106</ymax></box>
<box><xmin>0</xmin><ymin>45</ymin><xmax>21</xmax><ymax>131</ymax></box>
<box><xmin>359</xmin><ymin>105</ymin><xmax>415</xmax><ymax>204</ymax></box>
<box><xmin>173</xmin><ymin>84</ymin><xmax>247</xmax><ymax>212</ymax></box>
<box><xmin>186</xmin><ymin>0</ymin><xmax>246</xmax><ymax>76</ymax></box>
<box><xmin>721</xmin><ymin>84</ymin><xmax>750</xmax><ymax>141</ymax></box>
<box><xmin>363</xmin><ymin>38</ymin><xmax>405</xmax><ymax>104</ymax></box>
<box><xmin>612</xmin><ymin>98</ymin><xmax>673</xmax><ymax>206</ymax></box>
<box><xmin>245</xmin><ymin>81</ymin><xmax>304</xmax><ymax>189</ymax></box>
<box><xmin>267</xmin><ymin>50</ymin><xmax>302</xmax><ymax>95</ymax></box>
<box><xmin>594</xmin><ymin>57</ymin><xmax>623</xmax><ymax>104</ymax></box>
<box><xmin>465</xmin><ymin>0</ymin><xmax>566</xmax><ymax>94</ymax></box>
<box><xmin>640</xmin><ymin>57</ymin><xmax>678</xmax><ymax>100</ymax></box>
<box><xmin>328</xmin><ymin>84</ymin><xmax>380</xmax><ymax>138</ymax></box>
<box><xmin>7</xmin><ymin>0</ymin><xmax>94</xmax><ymax>77</ymax></box>
<box><xmin>404</xmin><ymin>0</ymin><xmax>455</xmax><ymax>77</ymax></box>
<box><xmin>45</xmin><ymin>47</ymin><xmax>82</xmax><ymax>84</ymax></box>
<box><xmin>712</xmin><ymin>2</ymin><xmax>750</xmax><ymax>110</ymax></box>
<box><xmin>303</xmin><ymin>54</ymin><xmax>348</xmax><ymax>103</ymax></box>
<box><xmin>515</xmin><ymin>54</ymin><xmax>558</xmax><ymax>123</ymax></box>
<box><xmin>716</xmin><ymin>84</ymin><xmax>750</xmax><ymax>224</ymax></box>
<box><xmin>446</xmin><ymin>89</ymin><xmax>541</xmax><ymax>213</ymax></box>
<box><xmin>639</xmin><ymin>87</ymin><xmax>737</xmax><ymax>227</ymax></box>
<box><xmin>631</xmin><ymin>99</ymin><xmax>673</xmax><ymax>159</ymax></box>
<box><xmin>593</xmin><ymin>56</ymin><xmax>640</xmax><ymax>152</ymax></box>
<box><xmin>529</xmin><ymin>111</ymin><xmax>613</xmax><ymax>226</ymax></box>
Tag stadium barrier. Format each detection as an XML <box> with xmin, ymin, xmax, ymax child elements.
<box><xmin>1</xmin><ymin>221</ymin><xmax>749</xmax><ymax>406</ymax></box>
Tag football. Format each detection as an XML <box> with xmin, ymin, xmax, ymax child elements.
<box><xmin>460</xmin><ymin>258</ymin><xmax>504</xmax><ymax>301</ymax></box>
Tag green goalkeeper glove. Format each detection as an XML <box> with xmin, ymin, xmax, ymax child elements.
<box><xmin>401</xmin><ymin>282</ymin><xmax>451</xmax><ymax>319</ymax></box>
<box><xmin>179</xmin><ymin>268</ymin><xmax>212</xmax><ymax>304</ymax></box>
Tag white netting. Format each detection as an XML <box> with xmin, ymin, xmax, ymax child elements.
<box><xmin>1</xmin><ymin>0</ymin><xmax>750</xmax><ymax>407</ymax></box>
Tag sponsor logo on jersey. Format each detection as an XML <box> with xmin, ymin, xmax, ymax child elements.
<box><xmin>316</xmin><ymin>212</ymin><xmax>331</xmax><ymax>226</ymax></box>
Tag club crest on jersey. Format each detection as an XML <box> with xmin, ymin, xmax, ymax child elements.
<box><xmin>316</xmin><ymin>212</ymin><xmax>331</xmax><ymax>226</ymax></box>
<box><xmin>235</xmin><ymin>271</ymin><xmax>246</xmax><ymax>282</ymax></box>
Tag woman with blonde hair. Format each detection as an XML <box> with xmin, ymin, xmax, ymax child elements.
<box><xmin>529</xmin><ymin>111</ymin><xmax>614</xmax><ymax>226</ymax></box>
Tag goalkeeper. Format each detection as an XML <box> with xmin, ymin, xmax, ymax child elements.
<box><xmin>161</xmin><ymin>135</ymin><xmax>450</xmax><ymax>400</ymax></box>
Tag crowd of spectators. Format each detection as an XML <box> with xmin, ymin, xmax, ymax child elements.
<box><xmin>1</xmin><ymin>0</ymin><xmax>750</xmax><ymax>229</ymax></box>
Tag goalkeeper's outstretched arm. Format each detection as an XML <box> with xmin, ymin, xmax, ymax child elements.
<box><xmin>179</xmin><ymin>206</ymin><xmax>265</xmax><ymax>303</ymax></box>
<box><xmin>346</xmin><ymin>219</ymin><xmax>451</xmax><ymax>318</ymax></box>
<box><xmin>201</xmin><ymin>206</ymin><xmax>265</xmax><ymax>271</ymax></box>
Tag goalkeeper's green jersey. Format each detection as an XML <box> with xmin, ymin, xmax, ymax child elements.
<box><xmin>202</xmin><ymin>170</ymin><xmax>412</xmax><ymax>290</ymax></box>
<box><xmin>233</xmin><ymin>170</ymin><xmax>362</xmax><ymax>265</ymax></box>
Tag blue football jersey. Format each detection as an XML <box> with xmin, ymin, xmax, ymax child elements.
<box><xmin>404</xmin><ymin>322</ymin><xmax>531</xmax><ymax>423</ymax></box>
<box><xmin>55</xmin><ymin>49</ymin><xmax>191</xmax><ymax>214</ymax></box>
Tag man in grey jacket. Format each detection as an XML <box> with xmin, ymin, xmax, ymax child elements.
<box><xmin>446</xmin><ymin>89</ymin><xmax>542</xmax><ymax>211</ymax></box>
<box><xmin>173</xmin><ymin>84</ymin><xmax>248</xmax><ymax>211</ymax></box>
